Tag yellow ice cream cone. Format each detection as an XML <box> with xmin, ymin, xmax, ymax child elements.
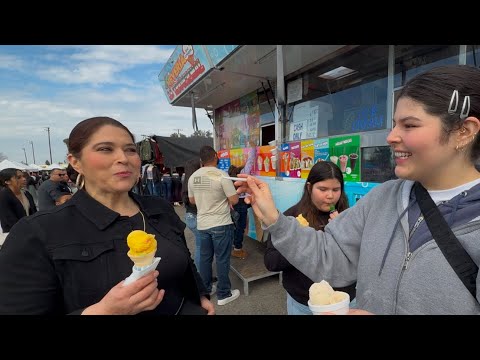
<box><xmin>128</xmin><ymin>249</ymin><xmax>157</xmax><ymax>267</ymax></box>
<box><xmin>127</xmin><ymin>230</ymin><xmax>157</xmax><ymax>267</ymax></box>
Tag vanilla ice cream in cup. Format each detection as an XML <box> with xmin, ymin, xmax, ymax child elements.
<box><xmin>308</xmin><ymin>280</ymin><xmax>350</xmax><ymax>315</ymax></box>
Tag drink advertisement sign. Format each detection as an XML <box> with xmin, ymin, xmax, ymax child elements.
<box><xmin>329</xmin><ymin>135</ymin><xmax>360</xmax><ymax>182</ymax></box>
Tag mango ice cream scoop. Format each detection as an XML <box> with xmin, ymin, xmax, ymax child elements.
<box><xmin>127</xmin><ymin>230</ymin><xmax>157</xmax><ymax>267</ymax></box>
<box><xmin>296</xmin><ymin>214</ymin><xmax>309</xmax><ymax>227</ymax></box>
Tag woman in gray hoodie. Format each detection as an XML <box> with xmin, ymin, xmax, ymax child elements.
<box><xmin>236</xmin><ymin>64</ymin><xmax>480</xmax><ymax>315</ymax></box>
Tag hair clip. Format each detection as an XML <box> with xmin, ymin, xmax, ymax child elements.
<box><xmin>460</xmin><ymin>95</ymin><xmax>471</xmax><ymax>120</ymax></box>
<box><xmin>448</xmin><ymin>90</ymin><xmax>459</xmax><ymax>115</ymax></box>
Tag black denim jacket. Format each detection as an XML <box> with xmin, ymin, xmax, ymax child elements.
<box><xmin>0</xmin><ymin>190</ymin><xmax>208</xmax><ymax>314</ymax></box>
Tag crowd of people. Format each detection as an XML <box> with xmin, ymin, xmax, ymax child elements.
<box><xmin>1</xmin><ymin>64</ymin><xmax>480</xmax><ymax>315</ymax></box>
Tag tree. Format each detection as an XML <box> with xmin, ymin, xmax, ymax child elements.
<box><xmin>0</xmin><ymin>152</ymin><xmax>6</xmax><ymax>162</ymax></box>
<box><xmin>170</xmin><ymin>132</ymin><xmax>187</xmax><ymax>138</ymax></box>
<box><xmin>190</xmin><ymin>130</ymin><xmax>212</xmax><ymax>138</ymax></box>
<box><xmin>45</xmin><ymin>160</ymin><xmax>51</xmax><ymax>165</ymax></box>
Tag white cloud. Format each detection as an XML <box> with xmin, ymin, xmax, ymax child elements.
<box><xmin>0</xmin><ymin>45</ymin><xmax>213</xmax><ymax>164</ymax></box>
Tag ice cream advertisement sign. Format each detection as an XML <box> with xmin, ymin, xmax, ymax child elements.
<box><xmin>158</xmin><ymin>45</ymin><xmax>211</xmax><ymax>103</ymax></box>
<box><xmin>255</xmin><ymin>146</ymin><xmax>275</xmax><ymax>177</ymax></box>
<box><xmin>329</xmin><ymin>135</ymin><xmax>360</xmax><ymax>182</ymax></box>
<box><xmin>280</xmin><ymin>142</ymin><xmax>301</xmax><ymax>178</ymax></box>
<box><xmin>300</xmin><ymin>140</ymin><xmax>314</xmax><ymax>179</ymax></box>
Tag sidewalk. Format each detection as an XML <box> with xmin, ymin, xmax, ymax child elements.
<box><xmin>175</xmin><ymin>206</ymin><xmax>287</xmax><ymax>315</ymax></box>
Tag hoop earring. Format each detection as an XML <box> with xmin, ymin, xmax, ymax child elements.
<box><xmin>75</xmin><ymin>174</ymin><xmax>85</xmax><ymax>189</ymax></box>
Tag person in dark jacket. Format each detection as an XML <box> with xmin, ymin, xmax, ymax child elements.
<box><xmin>0</xmin><ymin>168</ymin><xmax>37</xmax><ymax>233</ymax></box>
<box><xmin>0</xmin><ymin>116</ymin><xmax>214</xmax><ymax>315</ymax></box>
<box><xmin>264</xmin><ymin>161</ymin><xmax>355</xmax><ymax>315</ymax></box>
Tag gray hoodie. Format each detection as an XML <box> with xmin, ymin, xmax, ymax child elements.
<box><xmin>266</xmin><ymin>179</ymin><xmax>480</xmax><ymax>315</ymax></box>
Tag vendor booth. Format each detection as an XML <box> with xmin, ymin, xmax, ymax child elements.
<box><xmin>159</xmin><ymin>44</ymin><xmax>474</xmax><ymax>240</ymax></box>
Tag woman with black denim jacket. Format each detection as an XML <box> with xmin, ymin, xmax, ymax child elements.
<box><xmin>0</xmin><ymin>117</ymin><xmax>214</xmax><ymax>315</ymax></box>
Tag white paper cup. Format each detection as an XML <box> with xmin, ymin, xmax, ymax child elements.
<box><xmin>308</xmin><ymin>292</ymin><xmax>350</xmax><ymax>315</ymax></box>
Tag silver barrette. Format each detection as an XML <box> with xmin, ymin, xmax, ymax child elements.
<box><xmin>460</xmin><ymin>95</ymin><xmax>471</xmax><ymax>120</ymax></box>
<box><xmin>448</xmin><ymin>89</ymin><xmax>459</xmax><ymax>115</ymax></box>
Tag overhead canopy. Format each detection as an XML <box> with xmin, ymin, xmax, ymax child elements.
<box><xmin>153</xmin><ymin>136</ymin><xmax>213</xmax><ymax>169</ymax></box>
<box><xmin>0</xmin><ymin>159</ymin><xmax>36</xmax><ymax>171</ymax></box>
<box><xmin>44</xmin><ymin>163</ymin><xmax>67</xmax><ymax>171</ymax></box>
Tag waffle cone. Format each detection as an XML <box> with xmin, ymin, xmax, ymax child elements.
<box><xmin>128</xmin><ymin>248</ymin><xmax>156</xmax><ymax>267</ymax></box>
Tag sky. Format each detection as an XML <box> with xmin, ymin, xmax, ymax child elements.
<box><xmin>0</xmin><ymin>45</ymin><xmax>213</xmax><ymax>165</ymax></box>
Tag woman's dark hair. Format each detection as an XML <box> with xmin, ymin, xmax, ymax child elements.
<box><xmin>228</xmin><ymin>165</ymin><xmax>244</xmax><ymax>177</ymax></box>
<box><xmin>68</xmin><ymin>116</ymin><xmax>136</xmax><ymax>158</ymax></box>
<box><xmin>66</xmin><ymin>164</ymin><xmax>78</xmax><ymax>183</ymax></box>
<box><xmin>399</xmin><ymin>64</ymin><xmax>480</xmax><ymax>163</ymax></box>
<box><xmin>296</xmin><ymin>161</ymin><xmax>349</xmax><ymax>231</ymax></box>
<box><xmin>0</xmin><ymin>168</ymin><xmax>19</xmax><ymax>188</ymax></box>
<box><xmin>182</xmin><ymin>158</ymin><xmax>201</xmax><ymax>206</ymax></box>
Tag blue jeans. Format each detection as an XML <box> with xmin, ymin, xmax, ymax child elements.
<box><xmin>162</xmin><ymin>177</ymin><xmax>172</xmax><ymax>202</ymax></box>
<box><xmin>286</xmin><ymin>293</ymin><xmax>312</xmax><ymax>315</ymax></box>
<box><xmin>198</xmin><ymin>224</ymin><xmax>234</xmax><ymax>300</ymax></box>
<box><xmin>184</xmin><ymin>212</ymin><xmax>201</xmax><ymax>269</ymax></box>
<box><xmin>146</xmin><ymin>179</ymin><xmax>158</xmax><ymax>196</ymax></box>
<box><xmin>233</xmin><ymin>199</ymin><xmax>248</xmax><ymax>249</ymax></box>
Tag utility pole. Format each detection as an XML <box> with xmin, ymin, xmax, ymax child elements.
<box><xmin>173</xmin><ymin>128</ymin><xmax>182</xmax><ymax>135</ymax></box>
<box><xmin>44</xmin><ymin>127</ymin><xmax>53</xmax><ymax>164</ymax></box>
<box><xmin>22</xmin><ymin>147</ymin><xmax>28</xmax><ymax>164</ymax></box>
<box><xmin>29</xmin><ymin>140</ymin><xmax>36</xmax><ymax>164</ymax></box>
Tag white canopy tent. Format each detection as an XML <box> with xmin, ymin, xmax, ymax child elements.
<box><xmin>0</xmin><ymin>159</ymin><xmax>36</xmax><ymax>171</ymax></box>
<box><xmin>28</xmin><ymin>164</ymin><xmax>44</xmax><ymax>171</ymax></box>
<box><xmin>44</xmin><ymin>163</ymin><xmax>67</xmax><ymax>171</ymax></box>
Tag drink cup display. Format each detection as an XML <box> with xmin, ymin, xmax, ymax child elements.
<box><xmin>308</xmin><ymin>292</ymin><xmax>350</xmax><ymax>315</ymax></box>
<box><xmin>257</xmin><ymin>155</ymin><xmax>262</xmax><ymax>171</ymax></box>
<box><xmin>283</xmin><ymin>153</ymin><xmax>289</xmax><ymax>172</ymax></box>
<box><xmin>339</xmin><ymin>155</ymin><xmax>348</xmax><ymax>173</ymax></box>
<box><xmin>349</xmin><ymin>153</ymin><xmax>358</xmax><ymax>172</ymax></box>
<box><xmin>330</xmin><ymin>155</ymin><xmax>338</xmax><ymax>165</ymax></box>
<box><xmin>264</xmin><ymin>157</ymin><xmax>270</xmax><ymax>172</ymax></box>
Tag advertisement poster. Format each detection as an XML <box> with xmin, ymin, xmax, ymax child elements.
<box><xmin>329</xmin><ymin>135</ymin><xmax>361</xmax><ymax>182</ymax></box>
<box><xmin>217</xmin><ymin>150</ymin><xmax>230</xmax><ymax>172</ymax></box>
<box><xmin>280</xmin><ymin>142</ymin><xmax>301</xmax><ymax>178</ymax></box>
<box><xmin>242</xmin><ymin>147</ymin><xmax>256</xmax><ymax>175</ymax></box>
<box><xmin>158</xmin><ymin>45</ymin><xmax>211</xmax><ymax>103</ymax></box>
<box><xmin>300</xmin><ymin>140</ymin><xmax>314</xmax><ymax>179</ymax></box>
<box><xmin>215</xmin><ymin>91</ymin><xmax>260</xmax><ymax>150</ymax></box>
<box><xmin>229</xmin><ymin>148</ymin><xmax>244</xmax><ymax>167</ymax></box>
<box><xmin>314</xmin><ymin>138</ymin><xmax>329</xmax><ymax>164</ymax></box>
<box><xmin>255</xmin><ymin>146</ymin><xmax>275</xmax><ymax>177</ymax></box>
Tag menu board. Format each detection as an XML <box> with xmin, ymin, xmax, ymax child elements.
<box><xmin>329</xmin><ymin>135</ymin><xmax>361</xmax><ymax>182</ymax></box>
<box><xmin>289</xmin><ymin>100</ymin><xmax>319</xmax><ymax>141</ymax></box>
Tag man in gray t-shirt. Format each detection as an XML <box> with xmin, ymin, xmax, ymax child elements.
<box><xmin>37</xmin><ymin>168</ymin><xmax>72</xmax><ymax>211</ymax></box>
<box><xmin>188</xmin><ymin>146</ymin><xmax>240</xmax><ymax>306</ymax></box>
